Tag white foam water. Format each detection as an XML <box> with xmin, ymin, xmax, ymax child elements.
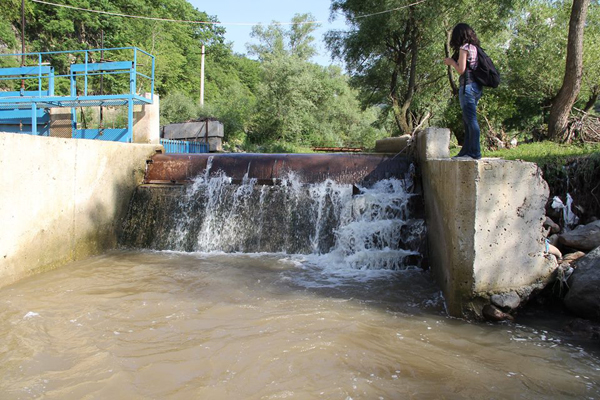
<box><xmin>166</xmin><ymin>160</ymin><xmax>424</xmax><ymax>271</ymax></box>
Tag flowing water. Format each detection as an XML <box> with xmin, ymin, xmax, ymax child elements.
<box><xmin>120</xmin><ymin>165</ymin><xmax>426</xmax><ymax>270</ymax></box>
<box><xmin>1</xmin><ymin>251</ymin><xmax>599</xmax><ymax>399</ymax></box>
<box><xmin>2</xmin><ymin>165</ymin><xmax>600</xmax><ymax>398</ymax></box>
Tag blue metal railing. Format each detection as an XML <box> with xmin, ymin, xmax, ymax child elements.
<box><xmin>0</xmin><ymin>47</ymin><xmax>155</xmax><ymax>142</ymax></box>
<box><xmin>0</xmin><ymin>47</ymin><xmax>154</xmax><ymax>103</ymax></box>
<box><xmin>160</xmin><ymin>139</ymin><xmax>210</xmax><ymax>154</ymax></box>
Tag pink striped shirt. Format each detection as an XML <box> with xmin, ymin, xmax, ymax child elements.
<box><xmin>460</xmin><ymin>44</ymin><xmax>478</xmax><ymax>69</ymax></box>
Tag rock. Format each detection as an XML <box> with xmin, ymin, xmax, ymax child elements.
<box><xmin>563</xmin><ymin>318</ymin><xmax>600</xmax><ymax>341</ymax></box>
<box><xmin>374</xmin><ymin>135</ymin><xmax>411</xmax><ymax>153</ymax></box>
<box><xmin>544</xmin><ymin>216</ymin><xmax>561</xmax><ymax>234</ymax></box>
<box><xmin>482</xmin><ymin>304</ymin><xmax>514</xmax><ymax>322</ymax></box>
<box><xmin>547</xmin><ymin>244</ymin><xmax>562</xmax><ymax>259</ymax></box>
<box><xmin>547</xmin><ymin>234</ymin><xmax>560</xmax><ymax>247</ymax></box>
<box><xmin>562</xmin><ymin>251</ymin><xmax>585</xmax><ymax>264</ymax></box>
<box><xmin>564</xmin><ymin>246</ymin><xmax>600</xmax><ymax>321</ymax></box>
<box><xmin>558</xmin><ymin>220</ymin><xmax>600</xmax><ymax>251</ymax></box>
<box><xmin>490</xmin><ymin>292</ymin><xmax>521</xmax><ymax>311</ymax></box>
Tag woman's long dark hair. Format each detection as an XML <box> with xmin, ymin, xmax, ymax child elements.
<box><xmin>450</xmin><ymin>23</ymin><xmax>480</xmax><ymax>51</ymax></box>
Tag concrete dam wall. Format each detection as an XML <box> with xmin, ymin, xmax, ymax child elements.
<box><xmin>0</xmin><ymin>128</ymin><xmax>557</xmax><ymax>320</ymax></box>
<box><xmin>121</xmin><ymin>153</ymin><xmax>427</xmax><ymax>270</ymax></box>
<box><xmin>0</xmin><ymin>132</ymin><xmax>161</xmax><ymax>288</ymax></box>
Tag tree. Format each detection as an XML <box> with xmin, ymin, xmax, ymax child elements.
<box><xmin>248</xmin><ymin>13</ymin><xmax>318</xmax><ymax>62</ymax></box>
<box><xmin>548</xmin><ymin>0</ymin><xmax>591</xmax><ymax>141</ymax></box>
<box><xmin>247</xmin><ymin>14</ymin><xmax>385</xmax><ymax>149</ymax></box>
<box><xmin>326</xmin><ymin>0</ymin><xmax>518</xmax><ymax>137</ymax></box>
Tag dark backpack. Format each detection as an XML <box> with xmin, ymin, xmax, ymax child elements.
<box><xmin>468</xmin><ymin>46</ymin><xmax>500</xmax><ymax>88</ymax></box>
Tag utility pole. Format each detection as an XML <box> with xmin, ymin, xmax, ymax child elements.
<box><xmin>20</xmin><ymin>0</ymin><xmax>25</xmax><ymax>131</ymax></box>
<box><xmin>200</xmin><ymin>44</ymin><xmax>205</xmax><ymax>107</ymax></box>
<box><xmin>21</xmin><ymin>0</ymin><xmax>25</xmax><ymax>63</ymax></box>
<box><xmin>100</xmin><ymin>29</ymin><xmax>104</xmax><ymax>131</ymax></box>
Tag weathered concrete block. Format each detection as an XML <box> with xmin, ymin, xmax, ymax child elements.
<box><xmin>415</xmin><ymin>128</ymin><xmax>450</xmax><ymax>161</ymax></box>
<box><xmin>133</xmin><ymin>93</ymin><xmax>160</xmax><ymax>144</ymax></box>
<box><xmin>163</xmin><ymin>120</ymin><xmax>224</xmax><ymax>140</ymax></box>
<box><xmin>374</xmin><ymin>135</ymin><xmax>411</xmax><ymax>153</ymax></box>
<box><xmin>208</xmin><ymin>136</ymin><xmax>223</xmax><ymax>152</ymax></box>
<box><xmin>419</xmin><ymin>128</ymin><xmax>556</xmax><ymax>318</ymax></box>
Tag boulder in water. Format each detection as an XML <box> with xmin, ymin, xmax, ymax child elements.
<box><xmin>482</xmin><ymin>304</ymin><xmax>514</xmax><ymax>322</ymax></box>
<box><xmin>490</xmin><ymin>292</ymin><xmax>521</xmax><ymax>311</ymax></box>
<box><xmin>558</xmin><ymin>221</ymin><xmax>600</xmax><ymax>251</ymax></box>
<box><xmin>564</xmin><ymin>246</ymin><xmax>600</xmax><ymax>321</ymax></box>
<box><xmin>563</xmin><ymin>318</ymin><xmax>600</xmax><ymax>342</ymax></box>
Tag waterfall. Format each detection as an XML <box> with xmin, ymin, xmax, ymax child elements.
<box><xmin>121</xmin><ymin>158</ymin><xmax>426</xmax><ymax>270</ymax></box>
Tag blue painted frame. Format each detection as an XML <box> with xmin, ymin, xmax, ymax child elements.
<box><xmin>0</xmin><ymin>47</ymin><xmax>155</xmax><ymax>142</ymax></box>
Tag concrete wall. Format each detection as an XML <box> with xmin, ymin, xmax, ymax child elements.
<box><xmin>133</xmin><ymin>94</ymin><xmax>160</xmax><ymax>144</ymax></box>
<box><xmin>415</xmin><ymin>128</ymin><xmax>557</xmax><ymax>318</ymax></box>
<box><xmin>0</xmin><ymin>132</ymin><xmax>162</xmax><ymax>288</ymax></box>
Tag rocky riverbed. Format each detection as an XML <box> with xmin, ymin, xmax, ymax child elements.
<box><xmin>493</xmin><ymin>195</ymin><xmax>600</xmax><ymax>343</ymax></box>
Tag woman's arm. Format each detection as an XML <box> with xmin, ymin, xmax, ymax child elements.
<box><xmin>443</xmin><ymin>49</ymin><xmax>468</xmax><ymax>75</ymax></box>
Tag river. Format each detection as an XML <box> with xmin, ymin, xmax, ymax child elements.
<box><xmin>1</xmin><ymin>250</ymin><xmax>598</xmax><ymax>399</ymax></box>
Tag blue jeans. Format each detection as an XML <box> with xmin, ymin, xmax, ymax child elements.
<box><xmin>458</xmin><ymin>82</ymin><xmax>483</xmax><ymax>159</ymax></box>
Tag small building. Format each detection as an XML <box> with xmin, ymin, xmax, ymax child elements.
<box><xmin>162</xmin><ymin>118</ymin><xmax>224</xmax><ymax>152</ymax></box>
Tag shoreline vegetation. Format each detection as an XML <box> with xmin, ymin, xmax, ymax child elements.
<box><xmin>1</xmin><ymin>1</ymin><xmax>598</xmax><ymax>153</ymax></box>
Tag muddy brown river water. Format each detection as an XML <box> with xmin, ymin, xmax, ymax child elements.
<box><xmin>1</xmin><ymin>250</ymin><xmax>599</xmax><ymax>399</ymax></box>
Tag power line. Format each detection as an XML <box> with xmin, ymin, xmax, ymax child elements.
<box><xmin>351</xmin><ymin>0</ymin><xmax>428</xmax><ymax>20</ymax></box>
<box><xmin>30</xmin><ymin>0</ymin><xmax>428</xmax><ymax>27</ymax></box>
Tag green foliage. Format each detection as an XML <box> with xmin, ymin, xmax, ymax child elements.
<box><xmin>486</xmin><ymin>141</ymin><xmax>600</xmax><ymax>165</ymax></box>
<box><xmin>0</xmin><ymin>0</ymin><xmax>229</xmax><ymax>100</ymax></box>
<box><xmin>160</xmin><ymin>91</ymin><xmax>200</xmax><ymax>126</ymax></box>
<box><xmin>2</xmin><ymin>3</ymin><xmax>385</xmax><ymax>152</ymax></box>
<box><xmin>248</xmin><ymin>15</ymin><xmax>386</xmax><ymax>149</ymax></box>
<box><xmin>327</xmin><ymin>0</ymin><xmax>519</xmax><ymax>136</ymax></box>
<box><xmin>15</xmin><ymin>0</ymin><xmax>600</xmax><ymax>153</ymax></box>
<box><xmin>328</xmin><ymin>0</ymin><xmax>600</xmax><ymax>146</ymax></box>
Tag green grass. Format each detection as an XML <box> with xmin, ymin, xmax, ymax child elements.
<box><xmin>240</xmin><ymin>141</ymin><xmax>315</xmax><ymax>154</ymax></box>
<box><xmin>452</xmin><ymin>141</ymin><xmax>600</xmax><ymax>169</ymax></box>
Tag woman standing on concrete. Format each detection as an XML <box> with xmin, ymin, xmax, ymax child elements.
<box><xmin>444</xmin><ymin>23</ymin><xmax>482</xmax><ymax>160</ymax></box>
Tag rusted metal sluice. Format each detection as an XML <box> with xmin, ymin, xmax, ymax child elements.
<box><xmin>145</xmin><ymin>153</ymin><xmax>413</xmax><ymax>185</ymax></box>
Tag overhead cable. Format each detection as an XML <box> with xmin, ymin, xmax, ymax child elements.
<box><xmin>30</xmin><ymin>0</ymin><xmax>429</xmax><ymax>26</ymax></box>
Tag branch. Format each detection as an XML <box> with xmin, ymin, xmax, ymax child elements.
<box><xmin>444</xmin><ymin>29</ymin><xmax>458</xmax><ymax>96</ymax></box>
<box><xmin>412</xmin><ymin>111</ymin><xmax>431</xmax><ymax>134</ymax></box>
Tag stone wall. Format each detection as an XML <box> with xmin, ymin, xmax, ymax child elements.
<box><xmin>0</xmin><ymin>132</ymin><xmax>162</xmax><ymax>288</ymax></box>
<box><xmin>415</xmin><ymin>128</ymin><xmax>557</xmax><ymax>319</ymax></box>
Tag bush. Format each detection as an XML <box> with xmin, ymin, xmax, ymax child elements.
<box><xmin>160</xmin><ymin>92</ymin><xmax>200</xmax><ymax>126</ymax></box>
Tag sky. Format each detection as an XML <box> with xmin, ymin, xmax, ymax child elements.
<box><xmin>188</xmin><ymin>0</ymin><xmax>348</xmax><ymax>66</ymax></box>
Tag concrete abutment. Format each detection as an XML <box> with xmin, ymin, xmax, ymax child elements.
<box><xmin>415</xmin><ymin>128</ymin><xmax>557</xmax><ymax>319</ymax></box>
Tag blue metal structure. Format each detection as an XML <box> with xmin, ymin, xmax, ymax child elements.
<box><xmin>0</xmin><ymin>47</ymin><xmax>155</xmax><ymax>142</ymax></box>
<box><xmin>160</xmin><ymin>139</ymin><xmax>209</xmax><ymax>154</ymax></box>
